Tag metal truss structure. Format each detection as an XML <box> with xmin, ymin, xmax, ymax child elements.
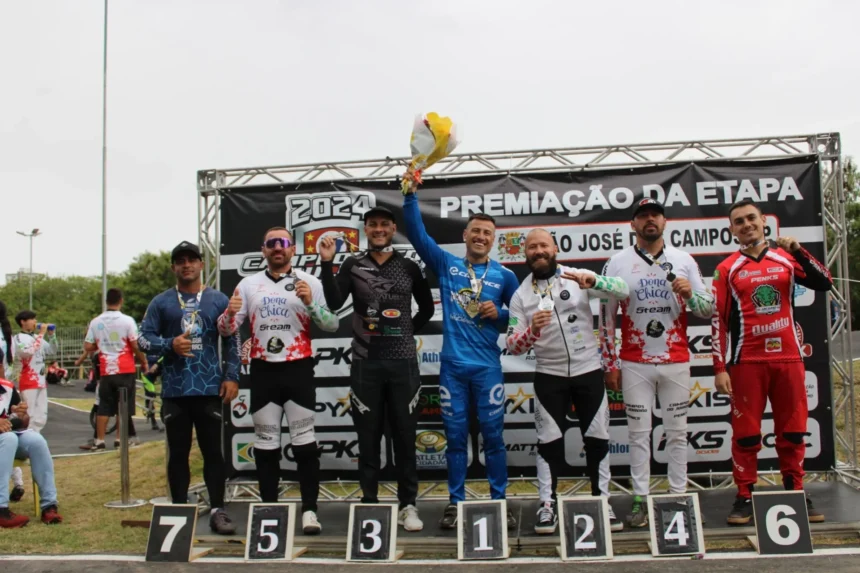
<box><xmin>198</xmin><ymin>133</ymin><xmax>856</xmax><ymax>496</ymax></box>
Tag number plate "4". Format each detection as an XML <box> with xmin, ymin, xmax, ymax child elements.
<box><xmin>647</xmin><ymin>493</ymin><xmax>706</xmax><ymax>557</ymax></box>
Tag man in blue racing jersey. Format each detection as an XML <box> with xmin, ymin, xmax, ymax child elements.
<box><xmin>403</xmin><ymin>184</ymin><xmax>519</xmax><ymax>530</ymax></box>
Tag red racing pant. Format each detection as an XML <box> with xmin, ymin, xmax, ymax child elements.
<box><xmin>729</xmin><ymin>362</ymin><xmax>808</xmax><ymax>498</ymax></box>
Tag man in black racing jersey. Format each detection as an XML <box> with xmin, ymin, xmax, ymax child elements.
<box><xmin>319</xmin><ymin>205</ymin><xmax>434</xmax><ymax>532</ymax></box>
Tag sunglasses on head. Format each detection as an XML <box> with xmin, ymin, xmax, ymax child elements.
<box><xmin>264</xmin><ymin>237</ymin><xmax>293</xmax><ymax>249</ymax></box>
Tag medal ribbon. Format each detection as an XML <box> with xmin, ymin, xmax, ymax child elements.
<box><xmin>176</xmin><ymin>287</ymin><xmax>204</xmax><ymax>331</ymax></box>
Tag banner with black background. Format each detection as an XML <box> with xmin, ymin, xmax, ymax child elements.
<box><xmin>218</xmin><ymin>156</ymin><xmax>833</xmax><ymax>482</ymax></box>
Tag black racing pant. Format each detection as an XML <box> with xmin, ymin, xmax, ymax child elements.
<box><xmin>250</xmin><ymin>358</ymin><xmax>320</xmax><ymax>513</ymax></box>
<box><xmin>534</xmin><ymin>369</ymin><xmax>611</xmax><ymax>499</ymax></box>
<box><xmin>350</xmin><ymin>358</ymin><xmax>421</xmax><ymax>508</ymax></box>
<box><xmin>162</xmin><ymin>395</ymin><xmax>226</xmax><ymax>509</ymax></box>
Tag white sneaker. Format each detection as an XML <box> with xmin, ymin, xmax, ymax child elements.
<box><xmin>397</xmin><ymin>504</ymin><xmax>424</xmax><ymax>531</ymax></box>
<box><xmin>302</xmin><ymin>510</ymin><xmax>322</xmax><ymax>535</ymax></box>
<box><xmin>608</xmin><ymin>504</ymin><xmax>623</xmax><ymax>532</ymax></box>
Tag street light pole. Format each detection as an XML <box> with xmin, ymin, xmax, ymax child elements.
<box><xmin>16</xmin><ymin>229</ymin><xmax>41</xmax><ymax>310</ymax></box>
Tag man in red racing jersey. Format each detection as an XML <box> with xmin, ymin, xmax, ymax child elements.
<box><xmin>712</xmin><ymin>198</ymin><xmax>832</xmax><ymax>525</ymax></box>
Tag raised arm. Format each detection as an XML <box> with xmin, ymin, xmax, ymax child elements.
<box><xmin>320</xmin><ymin>258</ymin><xmax>354</xmax><ymax>312</ymax></box>
<box><xmin>402</xmin><ymin>193</ymin><xmax>448</xmax><ymax>277</ymax></box>
<box><xmin>686</xmin><ymin>260</ymin><xmax>715</xmax><ymax>319</ymax></box>
<box><xmin>597</xmin><ymin>260</ymin><xmax>621</xmax><ymax>373</ymax></box>
<box><xmin>790</xmin><ymin>245</ymin><xmax>833</xmax><ymax>292</ymax></box>
<box><xmin>505</xmin><ymin>290</ymin><xmax>539</xmax><ymax>354</ymax></box>
<box><xmin>218</xmin><ymin>282</ymin><xmax>248</xmax><ymax>336</ymax></box>
<box><xmin>306</xmin><ymin>277</ymin><xmax>340</xmax><ymax>332</ymax></box>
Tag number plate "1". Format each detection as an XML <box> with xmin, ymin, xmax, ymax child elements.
<box><xmin>458</xmin><ymin>500</ymin><xmax>509</xmax><ymax>561</ymax></box>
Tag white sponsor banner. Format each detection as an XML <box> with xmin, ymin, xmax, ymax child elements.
<box><xmin>564</xmin><ymin>425</ymin><xmax>631</xmax><ymax>466</ymax></box>
<box><xmin>653</xmin><ymin>421</ymin><xmax>733</xmax><ymax>463</ymax></box>
<box><xmin>760</xmin><ymin>418</ymin><xmax>821</xmax><ymax>460</ymax></box>
<box><xmin>654</xmin><ymin>376</ymin><xmax>731</xmax><ymax>419</ymax></box>
<box><xmin>478</xmin><ymin>429</ymin><xmax>539</xmax><ymax>467</ymax></box>
<box><xmin>493</xmin><ymin>218</ymin><xmax>781</xmax><ymax>264</ymax></box>
<box><xmin>231</xmin><ymin>431</ymin><xmax>384</xmax><ymax>471</ymax></box>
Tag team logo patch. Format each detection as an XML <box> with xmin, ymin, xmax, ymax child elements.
<box><xmin>567</xmin><ymin>313</ymin><xmax>577</xmax><ymax>323</ymax></box>
<box><xmin>646</xmin><ymin>319</ymin><xmax>665</xmax><ymax>338</ymax></box>
<box><xmin>765</xmin><ymin>338</ymin><xmax>782</xmax><ymax>353</ymax></box>
<box><xmin>382</xmin><ymin>309</ymin><xmax>401</xmax><ymax>318</ymax></box>
<box><xmin>285</xmin><ymin>283</ymin><xmax>295</xmax><ymax>291</ymax></box>
<box><xmin>497</xmin><ymin>231</ymin><xmax>526</xmax><ymax>261</ymax></box>
<box><xmin>267</xmin><ymin>337</ymin><xmax>285</xmax><ymax>354</ymax></box>
<box><xmin>488</xmin><ymin>383</ymin><xmax>506</xmax><ymax>406</ymax></box>
<box><xmin>751</xmin><ymin>284</ymin><xmax>781</xmax><ymax>315</ymax></box>
<box><xmin>560</xmin><ymin>290</ymin><xmax>571</xmax><ymax>300</ymax></box>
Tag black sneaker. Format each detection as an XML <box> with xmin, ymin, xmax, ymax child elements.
<box><xmin>727</xmin><ymin>495</ymin><xmax>753</xmax><ymax>525</ymax></box>
<box><xmin>806</xmin><ymin>497</ymin><xmax>825</xmax><ymax>523</ymax></box>
<box><xmin>209</xmin><ymin>509</ymin><xmax>236</xmax><ymax>535</ymax></box>
<box><xmin>439</xmin><ymin>503</ymin><xmax>458</xmax><ymax>530</ymax></box>
<box><xmin>9</xmin><ymin>486</ymin><xmax>25</xmax><ymax>503</ymax></box>
<box><xmin>534</xmin><ymin>501</ymin><xmax>557</xmax><ymax>535</ymax></box>
<box><xmin>507</xmin><ymin>509</ymin><xmax>517</xmax><ymax>530</ymax></box>
<box><xmin>88</xmin><ymin>441</ymin><xmax>106</xmax><ymax>452</ymax></box>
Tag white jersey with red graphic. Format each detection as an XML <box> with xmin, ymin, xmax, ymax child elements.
<box><xmin>218</xmin><ymin>269</ymin><xmax>338</xmax><ymax>362</ymax></box>
<box><xmin>85</xmin><ymin>310</ymin><xmax>139</xmax><ymax>375</ymax></box>
<box><xmin>599</xmin><ymin>245</ymin><xmax>713</xmax><ymax>368</ymax></box>
<box><xmin>12</xmin><ymin>332</ymin><xmax>54</xmax><ymax>391</ymax></box>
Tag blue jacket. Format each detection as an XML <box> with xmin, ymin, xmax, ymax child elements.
<box><xmin>139</xmin><ymin>287</ymin><xmax>240</xmax><ymax>398</ymax></box>
<box><xmin>403</xmin><ymin>193</ymin><xmax>519</xmax><ymax>367</ymax></box>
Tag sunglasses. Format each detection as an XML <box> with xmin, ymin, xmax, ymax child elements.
<box><xmin>264</xmin><ymin>237</ymin><xmax>293</xmax><ymax>249</ymax></box>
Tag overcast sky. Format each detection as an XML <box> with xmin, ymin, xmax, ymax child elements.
<box><xmin>1</xmin><ymin>0</ymin><xmax>858</xmax><ymax>280</ymax></box>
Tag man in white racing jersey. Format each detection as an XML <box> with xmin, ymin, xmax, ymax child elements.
<box><xmin>599</xmin><ymin>198</ymin><xmax>713</xmax><ymax>528</ymax></box>
<box><xmin>506</xmin><ymin>229</ymin><xmax>629</xmax><ymax>534</ymax></box>
<box><xmin>218</xmin><ymin>227</ymin><xmax>339</xmax><ymax>535</ymax></box>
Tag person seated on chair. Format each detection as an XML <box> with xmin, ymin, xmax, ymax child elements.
<box><xmin>0</xmin><ymin>376</ymin><xmax>63</xmax><ymax>528</ymax></box>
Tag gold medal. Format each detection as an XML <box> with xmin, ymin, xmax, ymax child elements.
<box><xmin>466</xmin><ymin>300</ymin><xmax>480</xmax><ymax>318</ymax></box>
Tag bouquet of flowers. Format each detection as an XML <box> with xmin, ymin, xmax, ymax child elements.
<box><xmin>401</xmin><ymin>112</ymin><xmax>460</xmax><ymax>194</ymax></box>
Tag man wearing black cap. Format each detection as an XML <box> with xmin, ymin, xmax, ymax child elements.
<box><xmin>318</xmin><ymin>205</ymin><xmax>434</xmax><ymax>531</ymax></box>
<box><xmin>139</xmin><ymin>241</ymin><xmax>240</xmax><ymax>535</ymax></box>
<box><xmin>598</xmin><ymin>199</ymin><xmax>713</xmax><ymax>528</ymax></box>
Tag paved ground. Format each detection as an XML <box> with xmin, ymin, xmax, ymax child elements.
<box><xmin>829</xmin><ymin>330</ymin><xmax>860</xmax><ymax>360</ymax></box>
<box><xmin>42</xmin><ymin>382</ymin><xmax>164</xmax><ymax>456</ymax></box>
<box><xmin>4</xmin><ymin>554</ymin><xmax>860</xmax><ymax>572</ymax></box>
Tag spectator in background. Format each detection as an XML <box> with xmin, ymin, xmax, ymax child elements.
<box><xmin>12</xmin><ymin>311</ymin><xmax>55</xmax><ymax>433</ymax></box>
<box><xmin>46</xmin><ymin>362</ymin><xmax>70</xmax><ymax>386</ymax></box>
<box><xmin>84</xmin><ymin>289</ymin><xmax>148</xmax><ymax>451</ymax></box>
<box><xmin>0</xmin><ymin>375</ymin><xmax>63</xmax><ymax>528</ymax></box>
<box><xmin>0</xmin><ymin>301</ymin><xmax>12</xmax><ymax>378</ymax></box>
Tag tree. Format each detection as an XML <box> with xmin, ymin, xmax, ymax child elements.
<box><xmin>843</xmin><ymin>158</ymin><xmax>860</xmax><ymax>330</ymax></box>
<box><xmin>114</xmin><ymin>251</ymin><xmax>176</xmax><ymax>322</ymax></box>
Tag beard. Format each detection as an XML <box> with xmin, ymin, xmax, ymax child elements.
<box><xmin>368</xmin><ymin>236</ymin><xmax>393</xmax><ymax>251</ymax></box>
<box><xmin>527</xmin><ymin>253</ymin><xmax>557</xmax><ymax>279</ymax></box>
<box><xmin>635</xmin><ymin>225</ymin><xmax>662</xmax><ymax>243</ymax></box>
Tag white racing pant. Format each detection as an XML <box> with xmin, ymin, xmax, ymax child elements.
<box><xmin>620</xmin><ymin>360</ymin><xmax>690</xmax><ymax>496</ymax></box>
<box><xmin>21</xmin><ymin>388</ymin><xmax>48</xmax><ymax>433</ymax></box>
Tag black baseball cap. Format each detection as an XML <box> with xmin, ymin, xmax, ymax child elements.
<box><xmin>363</xmin><ymin>206</ymin><xmax>396</xmax><ymax>223</ymax></box>
<box><xmin>632</xmin><ymin>198</ymin><xmax>665</xmax><ymax>218</ymax></box>
<box><xmin>171</xmin><ymin>241</ymin><xmax>202</xmax><ymax>261</ymax></box>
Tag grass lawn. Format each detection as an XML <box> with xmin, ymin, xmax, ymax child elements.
<box><xmin>0</xmin><ymin>441</ymin><xmax>202</xmax><ymax>554</ymax></box>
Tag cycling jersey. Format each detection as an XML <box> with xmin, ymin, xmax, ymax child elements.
<box><xmin>506</xmin><ymin>266</ymin><xmax>628</xmax><ymax>377</ymax></box>
<box><xmin>711</xmin><ymin>245</ymin><xmax>832</xmax><ymax>373</ymax></box>
<box><xmin>85</xmin><ymin>310</ymin><xmax>138</xmax><ymax>375</ymax></box>
<box><xmin>12</xmin><ymin>332</ymin><xmax>54</xmax><ymax>391</ymax></box>
<box><xmin>218</xmin><ymin>270</ymin><xmax>339</xmax><ymax>361</ymax></box>
<box><xmin>139</xmin><ymin>287</ymin><xmax>240</xmax><ymax>398</ymax></box>
<box><xmin>320</xmin><ymin>252</ymin><xmax>434</xmax><ymax>360</ymax></box>
<box><xmin>599</xmin><ymin>245</ymin><xmax>713</xmax><ymax>368</ymax></box>
<box><xmin>402</xmin><ymin>193</ymin><xmax>519</xmax><ymax>366</ymax></box>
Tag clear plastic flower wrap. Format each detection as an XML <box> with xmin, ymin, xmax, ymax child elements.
<box><xmin>401</xmin><ymin>112</ymin><xmax>460</xmax><ymax>195</ymax></box>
